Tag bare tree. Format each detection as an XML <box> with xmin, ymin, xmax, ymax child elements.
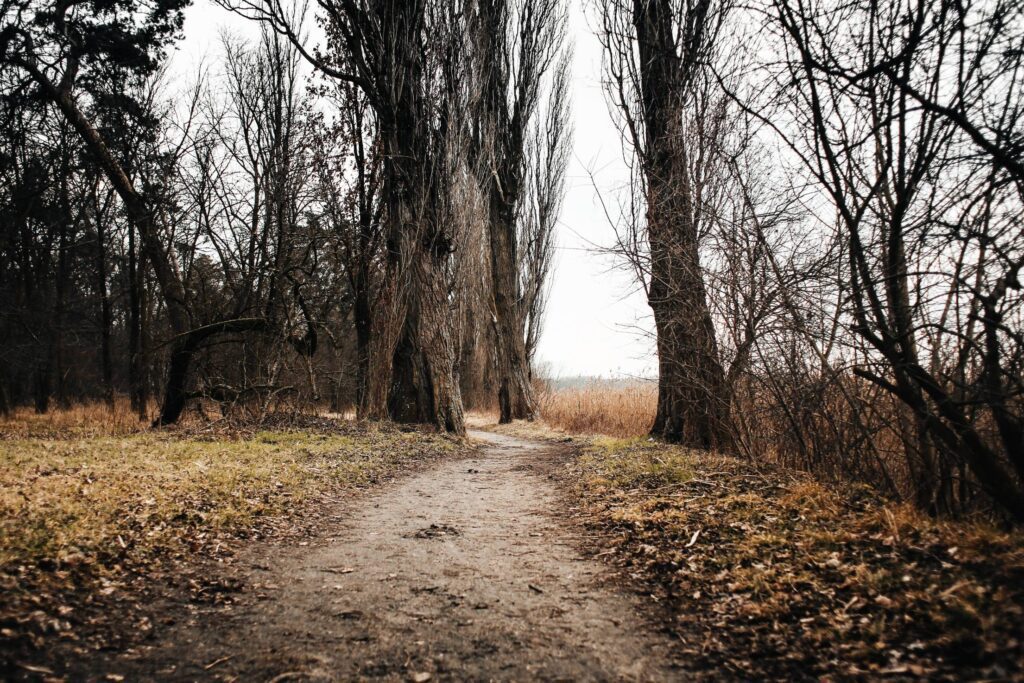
<box><xmin>597</xmin><ymin>0</ymin><xmax>733</xmax><ymax>449</ymax></box>
<box><xmin>521</xmin><ymin>51</ymin><xmax>570</xmax><ymax>371</ymax></box>
<box><xmin>224</xmin><ymin>0</ymin><xmax>472</xmax><ymax>433</ymax></box>
<box><xmin>313</xmin><ymin>74</ymin><xmax>383</xmax><ymax>413</ymax></box>
<box><xmin>179</xmin><ymin>28</ymin><xmax>320</xmax><ymax>414</ymax></box>
<box><xmin>756</xmin><ymin>0</ymin><xmax>1024</xmax><ymax>518</ymax></box>
<box><xmin>470</xmin><ymin>0</ymin><xmax>571</xmax><ymax>423</ymax></box>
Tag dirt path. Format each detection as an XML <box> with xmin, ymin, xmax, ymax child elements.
<box><xmin>103</xmin><ymin>431</ymin><xmax>681</xmax><ymax>681</ymax></box>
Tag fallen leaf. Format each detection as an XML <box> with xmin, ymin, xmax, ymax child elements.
<box><xmin>18</xmin><ymin>663</ymin><xmax>55</xmax><ymax>675</ymax></box>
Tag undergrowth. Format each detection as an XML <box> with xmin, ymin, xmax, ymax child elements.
<box><xmin>567</xmin><ymin>437</ymin><xmax>1024</xmax><ymax>680</ymax></box>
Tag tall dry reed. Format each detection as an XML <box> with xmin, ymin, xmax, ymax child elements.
<box><xmin>538</xmin><ymin>382</ymin><xmax>656</xmax><ymax>438</ymax></box>
<box><xmin>0</xmin><ymin>398</ymin><xmax>152</xmax><ymax>439</ymax></box>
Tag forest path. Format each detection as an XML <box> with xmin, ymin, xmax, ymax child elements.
<box><xmin>119</xmin><ymin>430</ymin><xmax>681</xmax><ymax>681</ymax></box>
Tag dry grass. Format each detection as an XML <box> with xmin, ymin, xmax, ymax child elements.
<box><xmin>566</xmin><ymin>437</ymin><xmax>1024</xmax><ymax>679</ymax></box>
<box><xmin>537</xmin><ymin>382</ymin><xmax>655</xmax><ymax>438</ymax></box>
<box><xmin>0</xmin><ymin>406</ymin><xmax>465</xmax><ymax>571</ymax></box>
<box><xmin>0</xmin><ymin>399</ymin><xmax>152</xmax><ymax>439</ymax></box>
<box><xmin>0</xmin><ymin>405</ymin><xmax>470</xmax><ymax>669</ymax></box>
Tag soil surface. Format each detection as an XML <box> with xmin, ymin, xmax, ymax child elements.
<box><xmin>66</xmin><ymin>431</ymin><xmax>681</xmax><ymax>681</ymax></box>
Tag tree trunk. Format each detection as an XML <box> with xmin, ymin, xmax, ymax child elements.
<box><xmin>0</xmin><ymin>379</ymin><xmax>10</xmax><ymax>417</ymax></box>
<box><xmin>94</xmin><ymin>201</ymin><xmax>115</xmax><ymax>407</ymax></box>
<box><xmin>386</xmin><ymin>232</ymin><xmax>466</xmax><ymax>434</ymax></box>
<box><xmin>362</xmin><ymin>2</ymin><xmax>466</xmax><ymax>435</ymax></box>
<box><xmin>353</xmin><ymin>277</ymin><xmax>372</xmax><ymax>412</ymax></box>
<box><xmin>649</xmin><ymin>287</ymin><xmax>732</xmax><ymax>450</ymax></box>
<box><xmin>54</xmin><ymin>148</ymin><xmax>72</xmax><ymax>408</ymax></box>
<box><xmin>157</xmin><ymin>343</ymin><xmax>194</xmax><ymax>425</ymax></box>
<box><xmin>489</xmin><ymin>218</ymin><xmax>535</xmax><ymax>423</ymax></box>
<box><xmin>127</xmin><ymin>223</ymin><xmax>147</xmax><ymax>419</ymax></box>
<box><xmin>155</xmin><ymin>318</ymin><xmax>271</xmax><ymax>425</ymax></box>
<box><xmin>475</xmin><ymin>0</ymin><xmax>540</xmax><ymax>424</ymax></box>
<box><xmin>33</xmin><ymin>362</ymin><xmax>50</xmax><ymax>414</ymax></box>
<box><xmin>636</xmin><ymin>0</ymin><xmax>732</xmax><ymax>451</ymax></box>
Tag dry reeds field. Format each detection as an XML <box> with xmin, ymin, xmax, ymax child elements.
<box><xmin>537</xmin><ymin>381</ymin><xmax>656</xmax><ymax>438</ymax></box>
<box><xmin>0</xmin><ymin>399</ymin><xmax>151</xmax><ymax>439</ymax></box>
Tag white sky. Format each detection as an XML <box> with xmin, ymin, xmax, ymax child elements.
<box><xmin>173</xmin><ymin>0</ymin><xmax>656</xmax><ymax>380</ymax></box>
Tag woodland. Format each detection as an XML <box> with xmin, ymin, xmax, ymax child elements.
<box><xmin>2</xmin><ymin>0</ymin><xmax>1024</xmax><ymax>679</ymax></box>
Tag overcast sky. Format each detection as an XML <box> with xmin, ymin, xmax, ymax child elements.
<box><xmin>173</xmin><ymin>0</ymin><xmax>656</xmax><ymax>380</ymax></box>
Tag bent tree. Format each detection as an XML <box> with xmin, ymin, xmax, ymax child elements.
<box><xmin>597</xmin><ymin>0</ymin><xmax>733</xmax><ymax>449</ymax></box>
<box><xmin>2</xmin><ymin>0</ymin><xmax>197</xmax><ymax>424</ymax></box>
<box><xmin>3</xmin><ymin>1</ymin><xmax>321</xmax><ymax>425</ymax></box>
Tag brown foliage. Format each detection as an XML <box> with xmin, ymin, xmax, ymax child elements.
<box><xmin>566</xmin><ymin>437</ymin><xmax>1024</xmax><ymax>679</ymax></box>
<box><xmin>537</xmin><ymin>382</ymin><xmax>657</xmax><ymax>438</ymax></box>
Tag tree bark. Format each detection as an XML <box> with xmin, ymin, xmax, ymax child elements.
<box><xmin>488</xmin><ymin>216</ymin><xmax>536</xmax><ymax>423</ymax></box>
<box><xmin>635</xmin><ymin>0</ymin><xmax>733</xmax><ymax>451</ymax></box>
<box><xmin>388</xmin><ymin>253</ymin><xmax>466</xmax><ymax>433</ymax></box>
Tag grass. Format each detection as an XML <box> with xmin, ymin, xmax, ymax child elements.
<box><xmin>0</xmin><ymin>404</ymin><xmax>469</xmax><ymax>672</ymax></box>
<box><xmin>0</xmin><ymin>400</ymin><xmax>151</xmax><ymax>439</ymax></box>
<box><xmin>537</xmin><ymin>382</ymin><xmax>655</xmax><ymax>438</ymax></box>
<box><xmin>579</xmin><ymin>436</ymin><xmax>693</xmax><ymax>490</ymax></box>
<box><xmin>566</xmin><ymin>437</ymin><xmax>1024</xmax><ymax>679</ymax></box>
<box><xmin>0</xmin><ymin>405</ymin><xmax>465</xmax><ymax>573</ymax></box>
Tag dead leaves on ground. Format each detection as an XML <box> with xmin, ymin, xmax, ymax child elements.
<box><xmin>567</xmin><ymin>437</ymin><xmax>1024</xmax><ymax>680</ymax></box>
<box><xmin>0</xmin><ymin>417</ymin><xmax>469</xmax><ymax>676</ymax></box>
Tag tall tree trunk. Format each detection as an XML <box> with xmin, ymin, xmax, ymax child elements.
<box><xmin>635</xmin><ymin>0</ymin><xmax>732</xmax><ymax>450</ymax></box>
<box><xmin>646</xmin><ymin>156</ymin><xmax>732</xmax><ymax>449</ymax></box>
<box><xmin>54</xmin><ymin>144</ymin><xmax>72</xmax><ymax>408</ymax></box>
<box><xmin>94</xmin><ymin>197</ymin><xmax>115</xmax><ymax>407</ymax></box>
<box><xmin>127</xmin><ymin>223</ymin><xmax>146</xmax><ymax>419</ymax></box>
<box><xmin>488</xmin><ymin>215</ymin><xmax>535</xmax><ymax>423</ymax></box>
<box><xmin>473</xmin><ymin>0</ymin><xmax>549</xmax><ymax>424</ymax></box>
